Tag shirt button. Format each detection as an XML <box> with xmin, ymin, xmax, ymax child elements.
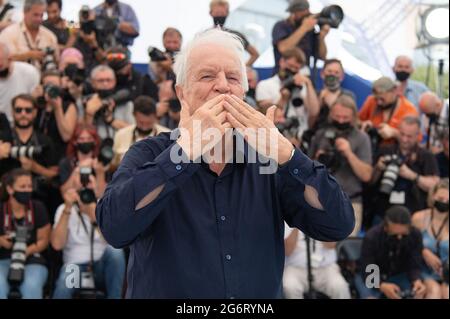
<box><xmin>175</xmin><ymin>165</ymin><xmax>182</xmax><ymax>171</ymax></box>
<box><xmin>220</xmin><ymin>215</ymin><xmax>226</xmax><ymax>221</ymax></box>
<box><xmin>293</xmin><ymin>168</ymin><xmax>299</xmax><ymax>175</ymax></box>
<box><xmin>225</xmin><ymin>254</ymin><xmax>232</xmax><ymax>261</ymax></box>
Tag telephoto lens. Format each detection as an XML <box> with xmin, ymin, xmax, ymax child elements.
<box><xmin>380</xmin><ymin>154</ymin><xmax>402</xmax><ymax>194</ymax></box>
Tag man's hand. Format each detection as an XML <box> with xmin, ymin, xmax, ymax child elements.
<box><xmin>380</xmin><ymin>282</ymin><xmax>401</xmax><ymax>299</ymax></box>
<box><xmin>378</xmin><ymin>123</ymin><xmax>396</xmax><ymax>140</ymax></box>
<box><xmin>0</xmin><ymin>235</ymin><xmax>13</xmax><ymax>250</ymax></box>
<box><xmin>46</xmin><ymin>94</ymin><xmax>63</xmax><ymax>110</ymax></box>
<box><xmin>0</xmin><ymin>141</ymin><xmax>11</xmax><ymax>159</ymax></box>
<box><xmin>20</xmin><ymin>156</ymin><xmax>34</xmax><ymax>171</ymax></box>
<box><xmin>398</xmin><ymin>163</ymin><xmax>417</xmax><ymax>181</ymax></box>
<box><xmin>335</xmin><ymin>137</ymin><xmax>352</xmax><ymax>157</ymax></box>
<box><xmin>293</xmin><ymin>73</ymin><xmax>311</xmax><ymax>88</ymax></box>
<box><xmin>86</xmin><ymin>94</ymin><xmax>104</xmax><ymax>117</ymax></box>
<box><xmin>412</xmin><ymin>280</ymin><xmax>426</xmax><ymax>299</ymax></box>
<box><xmin>27</xmin><ymin>50</ymin><xmax>46</xmax><ymax>62</ymax></box>
<box><xmin>319</xmin><ymin>24</ymin><xmax>331</xmax><ymax>39</ymax></box>
<box><xmin>224</xmin><ymin>95</ymin><xmax>294</xmax><ymax>165</ymax></box>
<box><xmin>376</xmin><ymin>156</ymin><xmax>387</xmax><ymax>171</ymax></box>
<box><xmin>176</xmin><ymin>94</ymin><xmax>231</xmax><ymax>161</ymax></box>
<box><xmin>299</xmin><ymin>15</ymin><xmax>317</xmax><ymax>33</ymax></box>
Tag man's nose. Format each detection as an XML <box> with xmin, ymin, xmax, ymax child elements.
<box><xmin>214</xmin><ymin>73</ymin><xmax>231</xmax><ymax>94</ymax></box>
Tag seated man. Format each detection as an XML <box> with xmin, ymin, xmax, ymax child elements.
<box><xmin>283</xmin><ymin>224</ymin><xmax>351</xmax><ymax>299</ymax></box>
<box><xmin>51</xmin><ymin>178</ymin><xmax>125</xmax><ymax>299</ymax></box>
<box><xmin>356</xmin><ymin>205</ymin><xmax>426</xmax><ymax>299</ymax></box>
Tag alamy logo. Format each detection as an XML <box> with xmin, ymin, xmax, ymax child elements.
<box><xmin>365</xmin><ymin>264</ymin><xmax>380</xmax><ymax>288</ymax></box>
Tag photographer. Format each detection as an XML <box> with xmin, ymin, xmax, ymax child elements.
<box><xmin>106</xmin><ymin>47</ymin><xmax>159</xmax><ymax>102</ymax></box>
<box><xmin>32</xmin><ymin>70</ymin><xmax>77</xmax><ymax>163</ymax></box>
<box><xmin>43</xmin><ymin>0</ymin><xmax>77</xmax><ymax>51</ymax></box>
<box><xmin>51</xmin><ymin>186</ymin><xmax>125</xmax><ymax>299</ymax></box>
<box><xmin>0</xmin><ymin>95</ymin><xmax>58</xmax><ymax>206</ymax></box>
<box><xmin>0</xmin><ymin>0</ymin><xmax>59</xmax><ymax>69</ymax></box>
<box><xmin>272</xmin><ymin>0</ymin><xmax>330</xmax><ymax>73</ymax></box>
<box><xmin>435</xmin><ymin>130</ymin><xmax>449</xmax><ymax>178</ymax></box>
<box><xmin>0</xmin><ymin>43</ymin><xmax>40</xmax><ymax>124</ymax></box>
<box><xmin>83</xmin><ymin>65</ymin><xmax>134</xmax><ymax>140</ymax></box>
<box><xmin>419</xmin><ymin>91</ymin><xmax>449</xmax><ymax>152</ymax></box>
<box><xmin>209</xmin><ymin>0</ymin><xmax>260</xmax><ymax>66</ymax></box>
<box><xmin>368</xmin><ymin>116</ymin><xmax>439</xmax><ymax>226</ymax></box>
<box><xmin>256</xmin><ymin>47</ymin><xmax>319</xmax><ymax>140</ymax></box>
<box><xmin>59</xmin><ymin>124</ymin><xmax>109</xmax><ymax>201</ymax></box>
<box><xmin>94</xmin><ymin>0</ymin><xmax>139</xmax><ymax>48</ymax></box>
<box><xmin>412</xmin><ymin>179</ymin><xmax>449</xmax><ymax>299</ymax></box>
<box><xmin>112</xmin><ymin>96</ymin><xmax>169</xmax><ymax>169</ymax></box>
<box><xmin>283</xmin><ymin>224</ymin><xmax>350</xmax><ymax>299</ymax></box>
<box><xmin>309</xmin><ymin>95</ymin><xmax>372</xmax><ymax>236</ymax></box>
<box><xmin>356</xmin><ymin>205</ymin><xmax>426</xmax><ymax>299</ymax></box>
<box><xmin>359</xmin><ymin>77</ymin><xmax>418</xmax><ymax>155</ymax></box>
<box><xmin>0</xmin><ymin>168</ymin><xmax>51</xmax><ymax>299</ymax></box>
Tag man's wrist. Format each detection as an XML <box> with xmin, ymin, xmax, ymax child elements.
<box><xmin>279</xmin><ymin>144</ymin><xmax>295</xmax><ymax>166</ymax></box>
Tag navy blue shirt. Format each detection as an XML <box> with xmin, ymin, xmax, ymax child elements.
<box><xmin>96</xmin><ymin>132</ymin><xmax>354</xmax><ymax>298</ymax></box>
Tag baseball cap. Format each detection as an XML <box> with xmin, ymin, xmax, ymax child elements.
<box><xmin>286</xmin><ymin>0</ymin><xmax>310</xmax><ymax>12</ymax></box>
<box><xmin>372</xmin><ymin>76</ymin><xmax>398</xmax><ymax>93</ymax></box>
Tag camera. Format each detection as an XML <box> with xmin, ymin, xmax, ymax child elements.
<box><xmin>44</xmin><ymin>84</ymin><xmax>61</xmax><ymax>99</ymax></box>
<box><xmin>366</xmin><ymin>127</ymin><xmax>382</xmax><ymax>153</ymax></box>
<box><xmin>7</xmin><ymin>225</ymin><xmax>30</xmax><ymax>299</ymax></box>
<box><xmin>98</xmin><ymin>138</ymin><xmax>114</xmax><ymax>166</ymax></box>
<box><xmin>281</xmin><ymin>70</ymin><xmax>303</xmax><ymax>93</ymax></box>
<box><xmin>317</xmin><ymin>129</ymin><xmax>342</xmax><ymax>172</ymax></box>
<box><xmin>148</xmin><ymin>46</ymin><xmax>170</xmax><ymax>62</ymax></box>
<box><xmin>64</xmin><ymin>64</ymin><xmax>85</xmax><ymax>86</ymax></box>
<box><xmin>379</xmin><ymin>154</ymin><xmax>403</xmax><ymax>194</ymax></box>
<box><xmin>276</xmin><ymin>117</ymin><xmax>300</xmax><ymax>140</ymax></box>
<box><xmin>10</xmin><ymin>145</ymin><xmax>43</xmax><ymax>159</ymax></box>
<box><xmin>78</xmin><ymin>166</ymin><xmax>96</xmax><ymax>204</ymax></box>
<box><xmin>41</xmin><ymin>47</ymin><xmax>57</xmax><ymax>72</ymax></box>
<box><xmin>399</xmin><ymin>289</ymin><xmax>415</xmax><ymax>299</ymax></box>
<box><xmin>317</xmin><ymin>5</ymin><xmax>344</xmax><ymax>28</ymax></box>
<box><xmin>168</xmin><ymin>99</ymin><xmax>181</xmax><ymax>113</ymax></box>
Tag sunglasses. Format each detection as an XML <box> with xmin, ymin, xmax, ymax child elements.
<box><xmin>14</xmin><ymin>107</ymin><xmax>34</xmax><ymax>114</ymax></box>
<box><xmin>106</xmin><ymin>52</ymin><xmax>127</xmax><ymax>62</ymax></box>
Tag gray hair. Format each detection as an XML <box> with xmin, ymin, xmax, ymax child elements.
<box><xmin>401</xmin><ymin>115</ymin><xmax>421</xmax><ymax>128</ymax></box>
<box><xmin>173</xmin><ymin>28</ymin><xmax>249</xmax><ymax>92</ymax></box>
<box><xmin>90</xmin><ymin>64</ymin><xmax>116</xmax><ymax>80</ymax></box>
<box><xmin>24</xmin><ymin>0</ymin><xmax>47</xmax><ymax>12</ymax></box>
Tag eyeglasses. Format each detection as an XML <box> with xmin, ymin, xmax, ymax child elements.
<box><xmin>14</xmin><ymin>107</ymin><xmax>34</xmax><ymax>114</ymax></box>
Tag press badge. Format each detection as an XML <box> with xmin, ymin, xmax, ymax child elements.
<box><xmin>389</xmin><ymin>191</ymin><xmax>405</xmax><ymax>205</ymax></box>
<box><xmin>81</xmin><ymin>271</ymin><xmax>95</xmax><ymax>289</ymax></box>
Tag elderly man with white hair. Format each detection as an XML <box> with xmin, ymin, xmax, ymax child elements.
<box><xmin>393</xmin><ymin>55</ymin><xmax>429</xmax><ymax>109</ymax></box>
<box><xmin>96</xmin><ymin>28</ymin><xmax>354</xmax><ymax>299</ymax></box>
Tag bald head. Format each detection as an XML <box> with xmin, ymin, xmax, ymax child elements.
<box><xmin>393</xmin><ymin>56</ymin><xmax>414</xmax><ymax>82</ymax></box>
<box><xmin>419</xmin><ymin>91</ymin><xmax>442</xmax><ymax>115</ymax></box>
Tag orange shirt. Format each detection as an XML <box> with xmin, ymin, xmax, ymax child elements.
<box><xmin>359</xmin><ymin>95</ymin><xmax>419</xmax><ymax>129</ymax></box>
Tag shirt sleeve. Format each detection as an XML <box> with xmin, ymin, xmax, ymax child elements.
<box><xmin>33</xmin><ymin>200</ymin><xmax>50</xmax><ymax>229</ymax></box>
<box><xmin>355</xmin><ymin>131</ymin><xmax>373</xmax><ymax>165</ymax></box>
<box><xmin>406</xmin><ymin>229</ymin><xmax>424</xmax><ymax>283</ymax></box>
<box><xmin>276</xmin><ymin>148</ymin><xmax>355</xmax><ymax>242</ymax></box>
<box><xmin>122</xmin><ymin>4</ymin><xmax>140</xmax><ymax>35</ymax></box>
<box><xmin>96</xmin><ymin>136</ymin><xmax>202</xmax><ymax>248</ymax></box>
<box><xmin>272</xmin><ymin>21</ymin><xmax>291</xmax><ymax>45</ymax></box>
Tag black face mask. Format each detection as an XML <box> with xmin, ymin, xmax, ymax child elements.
<box><xmin>77</xmin><ymin>142</ymin><xmax>95</xmax><ymax>154</ymax></box>
<box><xmin>324</xmin><ymin>75</ymin><xmax>341</xmax><ymax>92</ymax></box>
<box><xmin>136</xmin><ymin>127</ymin><xmax>153</xmax><ymax>136</ymax></box>
<box><xmin>332</xmin><ymin>120</ymin><xmax>352</xmax><ymax>131</ymax></box>
<box><xmin>105</xmin><ymin>0</ymin><xmax>117</xmax><ymax>6</ymax></box>
<box><xmin>13</xmin><ymin>191</ymin><xmax>32</xmax><ymax>205</ymax></box>
<box><xmin>380</xmin><ymin>98</ymin><xmax>397</xmax><ymax>111</ymax></box>
<box><xmin>395</xmin><ymin>71</ymin><xmax>410</xmax><ymax>82</ymax></box>
<box><xmin>0</xmin><ymin>67</ymin><xmax>9</xmax><ymax>78</ymax></box>
<box><xmin>116</xmin><ymin>73</ymin><xmax>129</xmax><ymax>86</ymax></box>
<box><xmin>213</xmin><ymin>16</ymin><xmax>227</xmax><ymax>27</ymax></box>
<box><xmin>434</xmin><ymin>200</ymin><xmax>449</xmax><ymax>213</ymax></box>
<box><xmin>97</xmin><ymin>89</ymin><xmax>114</xmax><ymax>99</ymax></box>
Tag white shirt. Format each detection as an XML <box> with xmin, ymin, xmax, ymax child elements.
<box><xmin>255</xmin><ymin>74</ymin><xmax>309</xmax><ymax>138</ymax></box>
<box><xmin>0</xmin><ymin>61</ymin><xmax>40</xmax><ymax>122</ymax></box>
<box><xmin>284</xmin><ymin>224</ymin><xmax>337</xmax><ymax>268</ymax></box>
<box><xmin>54</xmin><ymin>204</ymin><xmax>107</xmax><ymax>265</ymax></box>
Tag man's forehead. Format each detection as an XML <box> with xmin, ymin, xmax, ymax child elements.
<box><xmin>188</xmin><ymin>45</ymin><xmax>241</xmax><ymax>72</ymax></box>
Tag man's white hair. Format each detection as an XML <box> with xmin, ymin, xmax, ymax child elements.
<box><xmin>174</xmin><ymin>28</ymin><xmax>249</xmax><ymax>92</ymax></box>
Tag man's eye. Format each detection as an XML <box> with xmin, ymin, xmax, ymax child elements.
<box><xmin>201</xmin><ymin>75</ymin><xmax>213</xmax><ymax>80</ymax></box>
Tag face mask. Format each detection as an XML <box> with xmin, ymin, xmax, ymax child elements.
<box><xmin>213</xmin><ymin>16</ymin><xmax>227</xmax><ymax>27</ymax></box>
<box><xmin>324</xmin><ymin>75</ymin><xmax>341</xmax><ymax>92</ymax></box>
<box><xmin>116</xmin><ymin>73</ymin><xmax>129</xmax><ymax>86</ymax></box>
<box><xmin>0</xmin><ymin>67</ymin><xmax>9</xmax><ymax>78</ymax></box>
<box><xmin>395</xmin><ymin>71</ymin><xmax>410</xmax><ymax>82</ymax></box>
<box><xmin>97</xmin><ymin>89</ymin><xmax>114</xmax><ymax>99</ymax></box>
<box><xmin>333</xmin><ymin>120</ymin><xmax>352</xmax><ymax>131</ymax></box>
<box><xmin>136</xmin><ymin>127</ymin><xmax>153</xmax><ymax>136</ymax></box>
<box><xmin>77</xmin><ymin>142</ymin><xmax>95</xmax><ymax>154</ymax></box>
<box><xmin>434</xmin><ymin>200</ymin><xmax>449</xmax><ymax>213</ymax></box>
<box><xmin>13</xmin><ymin>191</ymin><xmax>32</xmax><ymax>205</ymax></box>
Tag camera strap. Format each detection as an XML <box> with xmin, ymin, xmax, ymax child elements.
<box><xmin>430</xmin><ymin>210</ymin><xmax>449</xmax><ymax>259</ymax></box>
<box><xmin>75</xmin><ymin>207</ymin><xmax>96</xmax><ymax>271</ymax></box>
<box><xmin>3</xmin><ymin>201</ymin><xmax>35</xmax><ymax>233</ymax></box>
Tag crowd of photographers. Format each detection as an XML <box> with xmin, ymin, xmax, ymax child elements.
<box><xmin>0</xmin><ymin>0</ymin><xmax>448</xmax><ymax>299</ymax></box>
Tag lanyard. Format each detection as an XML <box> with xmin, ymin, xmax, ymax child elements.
<box><xmin>430</xmin><ymin>210</ymin><xmax>449</xmax><ymax>258</ymax></box>
<box><xmin>2</xmin><ymin>202</ymin><xmax>34</xmax><ymax>233</ymax></box>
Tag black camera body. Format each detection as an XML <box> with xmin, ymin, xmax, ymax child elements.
<box><xmin>64</xmin><ymin>64</ymin><xmax>85</xmax><ymax>86</ymax></box>
<box><xmin>399</xmin><ymin>289</ymin><xmax>415</xmax><ymax>299</ymax></box>
<box><xmin>98</xmin><ymin>138</ymin><xmax>114</xmax><ymax>167</ymax></box>
<box><xmin>78</xmin><ymin>166</ymin><xmax>96</xmax><ymax>204</ymax></box>
<box><xmin>7</xmin><ymin>225</ymin><xmax>31</xmax><ymax>299</ymax></box>
<box><xmin>317</xmin><ymin>128</ymin><xmax>342</xmax><ymax>172</ymax></box>
<box><xmin>317</xmin><ymin>5</ymin><xmax>344</xmax><ymax>28</ymax></box>
<box><xmin>44</xmin><ymin>84</ymin><xmax>61</xmax><ymax>99</ymax></box>
<box><xmin>379</xmin><ymin>154</ymin><xmax>403</xmax><ymax>194</ymax></box>
<box><xmin>276</xmin><ymin>117</ymin><xmax>300</xmax><ymax>139</ymax></box>
<box><xmin>148</xmin><ymin>46</ymin><xmax>169</xmax><ymax>62</ymax></box>
<box><xmin>42</xmin><ymin>47</ymin><xmax>57</xmax><ymax>72</ymax></box>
